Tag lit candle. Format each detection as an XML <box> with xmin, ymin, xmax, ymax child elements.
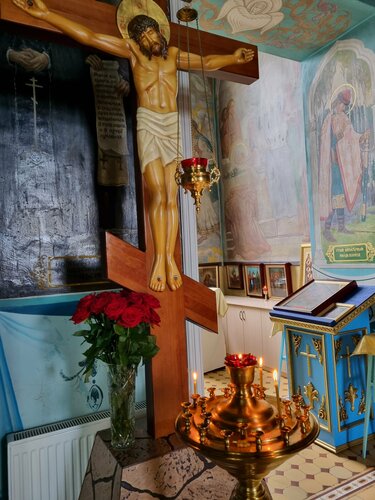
<box><xmin>259</xmin><ymin>357</ymin><xmax>263</xmax><ymax>387</ymax></box>
<box><xmin>238</xmin><ymin>353</ymin><xmax>243</xmax><ymax>361</ymax></box>
<box><xmin>193</xmin><ymin>371</ymin><xmax>198</xmax><ymax>395</ymax></box>
<box><xmin>273</xmin><ymin>369</ymin><xmax>282</xmax><ymax>421</ymax></box>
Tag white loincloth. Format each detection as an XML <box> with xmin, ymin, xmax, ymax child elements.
<box><xmin>136</xmin><ymin>107</ymin><xmax>182</xmax><ymax>172</ymax></box>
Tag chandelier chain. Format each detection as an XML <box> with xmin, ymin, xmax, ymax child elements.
<box><xmin>196</xmin><ymin>17</ymin><xmax>215</xmax><ymax>164</ymax></box>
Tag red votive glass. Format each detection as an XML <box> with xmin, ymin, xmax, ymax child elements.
<box><xmin>180</xmin><ymin>157</ymin><xmax>208</xmax><ymax>170</ymax></box>
<box><xmin>225</xmin><ymin>353</ymin><xmax>257</xmax><ymax>368</ymax></box>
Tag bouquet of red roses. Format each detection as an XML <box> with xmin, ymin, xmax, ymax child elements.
<box><xmin>71</xmin><ymin>289</ymin><xmax>161</xmax><ymax>379</ymax></box>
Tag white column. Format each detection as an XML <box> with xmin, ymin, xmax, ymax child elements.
<box><xmin>170</xmin><ymin>0</ymin><xmax>204</xmax><ymax>396</ymax></box>
<box><xmin>178</xmin><ymin>72</ymin><xmax>204</xmax><ymax>396</ymax></box>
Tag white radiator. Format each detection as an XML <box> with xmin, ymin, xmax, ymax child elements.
<box><xmin>7</xmin><ymin>411</ymin><xmax>111</xmax><ymax>500</ymax></box>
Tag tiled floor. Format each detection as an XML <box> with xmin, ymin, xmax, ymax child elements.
<box><xmin>204</xmin><ymin>368</ymin><xmax>375</xmax><ymax>499</ymax></box>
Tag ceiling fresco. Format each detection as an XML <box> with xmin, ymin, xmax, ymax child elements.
<box><xmin>191</xmin><ymin>0</ymin><xmax>375</xmax><ymax>61</ymax></box>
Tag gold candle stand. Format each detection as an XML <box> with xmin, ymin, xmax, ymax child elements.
<box><xmin>175</xmin><ymin>365</ymin><xmax>319</xmax><ymax>500</ymax></box>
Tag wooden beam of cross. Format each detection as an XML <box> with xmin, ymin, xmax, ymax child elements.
<box><xmin>106</xmin><ymin>166</ymin><xmax>219</xmax><ymax>440</ymax></box>
<box><xmin>0</xmin><ymin>0</ymin><xmax>259</xmax><ymax>84</ymax></box>
<box><xmin>105</xmin><ymin>211</ymin><xmax>218</xmax><ymax>438</ymax></box>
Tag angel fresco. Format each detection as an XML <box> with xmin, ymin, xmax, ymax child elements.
<box><xmin>216</xmin><ymin>0</ymin><xmax>284</xmax><ymax>35</ymax></box>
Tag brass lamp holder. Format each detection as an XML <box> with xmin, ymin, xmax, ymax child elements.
<box><xmin>175</xmin><ymin>157</ymin><xmax>220</xmax><ymax>211</ymax></box>
<box><xmin>175</xmin><ymin>365</ymin><xmax>319</xmax><ymax>500</ymax></box>
<box><xmin>175</xmin><ymin>1</ymin><xmax>221</xmax><ymax>211</ymax></box>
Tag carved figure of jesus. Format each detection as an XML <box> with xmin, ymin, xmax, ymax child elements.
<box><xmin>13</xmin><ymin>0</ymin><xmax>254</xmax><ymax>292</ymax></box>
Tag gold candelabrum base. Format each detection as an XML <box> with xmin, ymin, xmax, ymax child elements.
<box><xmin>175</xmin><ymin>365</ymin><xmax>320</xmax><ymax>500</ymax></box>
<box><xmin>175</xmin><ymin>157</ymin><xmax>221</xmax><ymax>211</ymax></box>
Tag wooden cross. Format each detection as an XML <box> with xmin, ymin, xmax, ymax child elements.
<box><xmin>2</xmin><ymin>0</ymin><xmax>259</xmax><ymax>438</ymax></box>
<box><xmin>1</xmin><ymin>0</ymin><xmax>258</xmax><ymax>85</ymax></box>
<box><xmin>105</xmin><ymin>204</ymin><xmax>218</xmax><ymax>438</ymax></box>
<box><xmin>300</xmin><ymin>344</ymin><xmax>317</xmax><ymax>378</ymax></box>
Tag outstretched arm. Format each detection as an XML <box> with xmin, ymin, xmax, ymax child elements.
<box><xmin>178</xmin><ymin>47</ymin><xmax>254</xmax><ymax>72</ymax></box>
<box><xmin>12</xmin><ymin>0</ymin><xmax>131</xmax><ymax>59</ymax></box>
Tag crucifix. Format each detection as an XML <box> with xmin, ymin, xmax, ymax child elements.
<box><xmin>300</xmin><ymin>344</ymin><xmax>317</xmax><ymax>378</ymax></box>
<box><xmin>4</xmin><ymin>0</ymin><xmax>259</xmax><ymax>438</ymax></box>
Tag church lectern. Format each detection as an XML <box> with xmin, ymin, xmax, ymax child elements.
<box><xmin>270</xmin><ymin>282</ymin><xmax>375</xmax><ymax>453</ymax></box>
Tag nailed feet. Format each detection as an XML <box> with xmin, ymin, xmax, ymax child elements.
<box><xmin>149</xmin><ymin>255</ymin><xmax>166</xmax><ymax>292</ymax></box>
<box><xmin>166</xmin><ymin>256</ymin><xmax>182</xmax><ymax>291</ymax></box>
<box><xmin>149</xmin><ymin>255</ymin><xmax>182</xmax><ymax>292</ymax></box>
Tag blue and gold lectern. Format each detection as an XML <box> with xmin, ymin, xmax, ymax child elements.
<box><xmin>270</xmin><ymin>281</ymin><xmax>375</xmax><ymax>453</ymax></box>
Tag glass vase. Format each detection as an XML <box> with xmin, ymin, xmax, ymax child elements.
<box><xmin>107</xmin><ymin>364</ymin><xmax>136</xmax><ymax>449</ymax></box>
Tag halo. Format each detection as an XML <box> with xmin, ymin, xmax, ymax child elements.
<box><xmin>330</xmin><ymin>83</ymin><xmax>356</xmax><ymax>114</ymax></box>
<box><xmin>116</xmin><ymin>0</ymin><xmax>170</xmax><ymax>43</ymax></box>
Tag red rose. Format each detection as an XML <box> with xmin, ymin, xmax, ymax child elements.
<box><xmin>142</xmin><ymin>293</ymin><xmax>161</xmax><ymax>309</ymax></box>
<box><xmin>146</xmin><ymin>308</ymin><xmax>161</xmax><ymax>327</ymax></box>
<box><xmin>80</xmin><ymin>294</ymin><xmax>96</xmax><ymax>308</ymax></box>
<box><xmin>127</xmin><ymin>291</ymin><xmax>144</xmax><ymax>306</ymax></box>
<box><xmin>71</xmin><ymin>307</ymin><xmax>90</xmax><ymax>324</ymax></box>
<box><xmin>104</xmin><ymin>295</ymin><xmax>128</xmax><ymax>321</ymax></box>
<box><xmin>91</xmin><ymin>291</ymin><xmax>116</xmax><ymax>314</ymax></box>
<box><xmin>71</xmin><ymin>293</ymin><xmax>96</xmax><ymax>324</ymax></box>
<box><xmin>118</xmin><ymin>305</ymin><xmax>144</xmax><ymax>328</ymax></box>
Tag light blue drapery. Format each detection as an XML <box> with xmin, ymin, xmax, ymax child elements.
<box><xmin>0</xmin><ymin>294</ymin><xmax>146</xmax><ymax>500</ymax></box>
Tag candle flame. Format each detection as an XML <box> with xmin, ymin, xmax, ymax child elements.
<box><xmin>193</xmin><ymin>371</ymin><xmax>197</xmax><ymax>381</ymax></box>
<box><xmin>273</xmin><ymin>369</ymin><xmax>278</xmax><ymax>382</ymax></box>
<box><xmin>259</xmin><ymin>357</ymin><xmax>263</xmax><ymax>367</ymax></box>
<box><xmin>238</xmin><ymin>353</ymin><xmax>243</xmax><ymax>360</ymax></box>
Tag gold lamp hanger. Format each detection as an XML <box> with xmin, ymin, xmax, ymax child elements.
<box><xmin>174</xmin><ymin>0</ymin><xmax>221</xmax><ymax>212</ymax></box>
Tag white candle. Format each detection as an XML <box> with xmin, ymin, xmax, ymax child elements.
<box><xmin>193</xmin><ymin>371</ymin><xmax>198</xmax><ymax>395</ymax></box>
<box><xmin>273</xmin><ymin>369</ymin><xmax>282</xmax><ymax>419</ymax></box>
<box><xmin>259</xmin><ymin>357</ymin><xmax>263</xmax><ymax>387</ymax></box>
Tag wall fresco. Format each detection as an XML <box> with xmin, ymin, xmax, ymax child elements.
<box><xmin>218</xmin><ymin>51</ymin><xmax>309</xmax><ymax>263</ymax></box>
<box><xmin>190</xmin><ymin>74</ymin><xmax>224</xmax><ymax>264</ymax></box>
<box><xmin>304</xmin><ymin>22</ymin><xmax>375</xmax><ymax>280</ymax></box>
<box><xmin>195</xmin><ymin>0</ymin><xmax>374</xmax><ymax>61</ymax></box>
<box><xmin>0</xmin><ymin>31</ymin><xmax>138</xmax><ymax>299</ymax></box>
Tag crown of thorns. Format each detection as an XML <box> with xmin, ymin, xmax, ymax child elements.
<box><xmin>128</xmin><ymin>15</ymin><xmax>160</xmax><ymax>42</ymax></box>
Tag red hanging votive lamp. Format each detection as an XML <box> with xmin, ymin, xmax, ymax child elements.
<box><xmin>175</xmin><ymin>157</ymin><xmax>220</xmax><ymax>211</ymax></box>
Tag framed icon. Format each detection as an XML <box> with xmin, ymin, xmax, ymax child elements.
<box><xmin>265</xmin><ymin>263</ymin><xmax>292</xmax><ymax>299</ymax></box>
<box><xmin>243</xmin><ymin>264</ymin><xmax>264</xmax><ymax>297</ymax></box>
<box><xmin>226</xmin><ymin>264</ymin><xmax>243</xmax><ymax>290</ymax></box>
<box><xmin>300</xmin><ymin>243</ymin><xmax>313</xmax><ymax>288</ymax></box>
<box><xmin>199</xmin><ymin>265</ymin><xmax>219</xmax><ymax>288</ymax></box>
